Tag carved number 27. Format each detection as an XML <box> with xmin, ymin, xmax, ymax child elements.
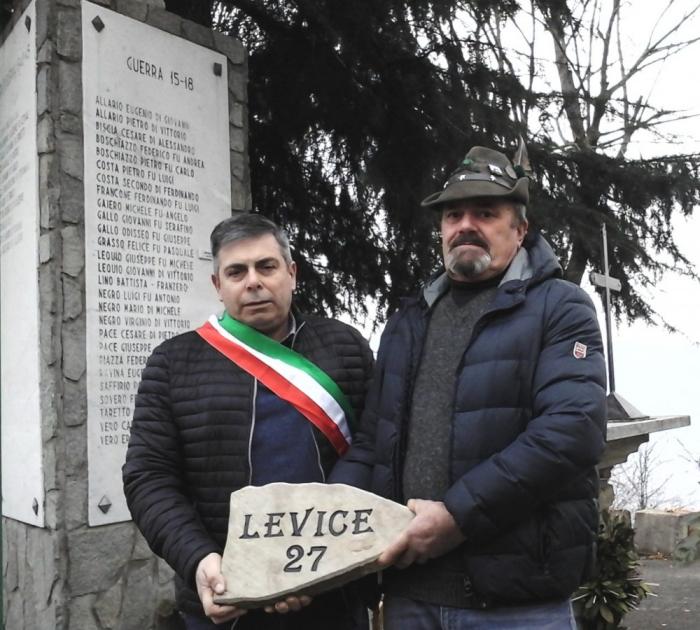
<box><xmin>283</xmin><ymin>545</ymin><xmax>327</xmax><ymax>573</ymax></box>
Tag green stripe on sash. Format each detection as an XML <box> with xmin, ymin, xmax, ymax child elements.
<box><xmin>218</xmin><ymin>313</ymin><xmax>355</xmax><ymax>425</ymax></box>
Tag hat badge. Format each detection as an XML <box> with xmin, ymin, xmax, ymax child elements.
<box><xmin>488</xmin><ymin>164</ymin><xmax>503</xmax><ymax>176</ymax></box>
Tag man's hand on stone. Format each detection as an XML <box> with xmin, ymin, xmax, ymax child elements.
<box><xmin>195</xmin><ymin>552</ymin><xmax>247</xmax><ymax>624</ymax></box>
<box><xmin>264</xmin><ymin>594</ymin><xmax>313</xmax><ymax>614</ymax></box>
<box><xmin>377</xmin><ymin>499</ymin><xmax>466</xmax><ymax>569</ymax></box>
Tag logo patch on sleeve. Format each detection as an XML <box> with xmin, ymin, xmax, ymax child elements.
<box><xmin>573</xmin><ymin>341</ymin><xmax>587</xmax><ymax>359</ymax></box>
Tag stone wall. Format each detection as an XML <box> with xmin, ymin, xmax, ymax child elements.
<box><xmin>635</xmin><ymin>509</ymin><xmax>700</xmax><ymax>556</ymax></box>
<box><xmin>1</xmin><ymin>1</ymin><xmax>249</xmax><ymax>628</ymax></box>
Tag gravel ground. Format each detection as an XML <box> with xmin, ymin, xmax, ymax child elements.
<box><xmin>624</xmin><ymin>557</ymin><xmax>700</xmax><ymax>629</ymax></box>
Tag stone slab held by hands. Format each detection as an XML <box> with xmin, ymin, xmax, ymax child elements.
<box><xmin>213</xmin><ymin>483</ymin><xmax>414</xmax><ymax>608</ymax></box>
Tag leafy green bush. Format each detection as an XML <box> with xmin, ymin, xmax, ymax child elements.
<box><xmin>572</xmin><ymin>510</ymin><xmax>653</xmax><ymax>629</ymax></box>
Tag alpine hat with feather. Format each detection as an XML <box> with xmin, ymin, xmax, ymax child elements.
<box><xmin>421</xmin><ymin>139</ymin><xmax>532</xmax><ymax>209</ymax></box>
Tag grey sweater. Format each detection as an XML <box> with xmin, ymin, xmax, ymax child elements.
<box><xmin>390</xmin><ymin>278</ymin><xmax>500</xmax><ymax>607</ymax></box>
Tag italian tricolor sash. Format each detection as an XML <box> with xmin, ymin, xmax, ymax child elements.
<box><xmin>196</xmin><ymin>313</ymin><xmax>354</xmax><ymax>455</ymax></box>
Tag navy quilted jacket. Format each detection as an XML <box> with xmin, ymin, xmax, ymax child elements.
<box><xmin>330</xmin><ymin>232</ymin><xmax>607</xmax><ymax>605</ymax></box>
<box><xmin>123</xmin><ymin>313</ymin><xmax>373</xmax><ymax>616</ymax></box>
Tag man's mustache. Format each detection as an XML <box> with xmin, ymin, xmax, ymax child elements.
<box><xmin>450</xmin><ymin>233</ymin><xmax>489</xmax><ymax>252</ymax></box>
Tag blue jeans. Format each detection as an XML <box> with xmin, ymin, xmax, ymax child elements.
<box><xmin>382</xmin><ymin>595</ymin><xmax>576</xmax><ymax>630</ymax></box>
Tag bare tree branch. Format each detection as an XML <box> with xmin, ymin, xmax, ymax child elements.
<box><xmin>538</xmin><ymin>5</ymin><xmax>589</xmax><ymax>147</ymax></box>
<box><xmin>612</xmin><ymin>442</ymin><xmax>675</xmax><ymax>511</ymax></box>
<box><xmin>606</xmin><ymin>2</ymin><xmax>700</xmax><ymax>94</ymax></box>
<box><xmin>587</xmin><ymin>0</ymin><xmax>619</xmax><ymax>146</ymax></box>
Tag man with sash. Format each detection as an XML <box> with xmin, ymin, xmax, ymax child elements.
<box><xmin>330</xmin><ymin>143</ymin><xmax>607</xmax><ymax>629</ymax></box>
<box><xmin>123</xmin><ymin>214</ymin><xmax>374</xmax><ymax>630</ymax></box>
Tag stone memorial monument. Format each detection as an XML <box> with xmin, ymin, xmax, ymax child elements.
<box><xmin>80</xmin><ymin>1</ymin><xmax>232</xmax><ymax>527</ymax></box>
<box><xmin>1</xmin><ymin>0</ymin><xmax>43</xmax><ymax>532</ymax></box>
<box><xmin>1</xmin><ymin>1</ymin><xmax>249</xmax><ymax>627</ymax></box>
<box><xmin>215</xmin><ymin>483</ymin><xmax>414</xmax><ymax>608</ymax></box>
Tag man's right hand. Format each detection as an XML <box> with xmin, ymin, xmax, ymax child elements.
<box><xmin>377</xmin><ymin>499</ymin><xmax>466</xmax><ymax>569</ymax></box>
<box><xmin>195</xmin><ymin>553</ymin><xmax>247</xmax><ymax>625</ymax></box>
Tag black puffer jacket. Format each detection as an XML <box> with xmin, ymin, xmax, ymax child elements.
<box><xmin>331</xmin><ymin>233</ymin><xmax>607</xmax><ymax>605</ymax></box>
<box><xmin>123</xmin><ymin>312</ymin><xmax>373</xmax><ymax>616</ymax></box>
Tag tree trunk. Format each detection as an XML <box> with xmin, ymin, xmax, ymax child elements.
<box><xmin>564</xmin><ymin>238</ymin><xmax>589</xmax><ymax>286</ymax></box>
<box><xmin>540</xmin><ymin>7</ymin><xmax>589</xmax><ymax>148</ymax></box>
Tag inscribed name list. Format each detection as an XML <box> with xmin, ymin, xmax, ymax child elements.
<box><xmin>0</xmin><ymin>0</ymin><xmax>44</xmax><ymax>526</ymax></box>
<box><xmin>215</xmin><ymin>483</ymin><xmax>414</xmax><ymax>608</ymax></box>
<box><xmin>81</xmin><ymin>1</ymin><xmax>231</xmax><ymax>525</ymax></box>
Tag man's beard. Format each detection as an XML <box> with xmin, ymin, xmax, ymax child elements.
<box><xmin>446</xmin><ymin>249</ymin><xmax>492</xmax><ymax>279</ymax></box>
<box><xmin>445</xmin><ymin>233</ymin><xmax>492</xmax><ymax>279</ymax></box>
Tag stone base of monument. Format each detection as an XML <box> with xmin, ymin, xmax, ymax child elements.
<box><xmin>214</xmin><ymin>483</ymin><xmax>414</xmax><ymax>608</ymax></box>
<box><xmin>634</xmin><ymin>509</ymin><xmax>700</xmax><ymax>556</ymax></box>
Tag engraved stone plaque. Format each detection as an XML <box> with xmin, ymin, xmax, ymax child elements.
<box><xmin>214</xmin><ymin>483</ymin><xmax>414</xmax><ymax>608</ymax></box>
<box><xmin>0</xmin><ymin>0</ymin><xmax>44</xmax><ymax>526</ymax></box>
<box><xmin>81</xmin><ymin>2</ymin><xmax>231</xmax><ymax>525</ymax></box>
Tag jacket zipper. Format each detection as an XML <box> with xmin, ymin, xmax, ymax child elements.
<box><xmin>247</xmin><ymin>379</ymin><xmax>258</xmax><ymax>485</ymax></box>
<box><xmin>291</xmin><ymin>320</ymin><xmax>305</xmax><ymax>345</ymax></box>
<box><xmin>247</xmin><ymin>319</ymin><xmax>306</xmax><ymax>485</ymax></box>
<box><xmin>395</xmin><ymin>305</ymin><xmax>428</xmax><ymax>501</ymax></box>
<box><xmin>446</xmin><ymin>290</ymin><xmax>523</xmax><ymax>476</ymax></box>
<box><xmin>247</xmin><ymin>318</ymin><xmax>324</xmax><ymax>481</ymax></box>
<box><xmin>310</xmin><ymin>424</ymin><xmax>326</xmax><ymax>481</ymax></box>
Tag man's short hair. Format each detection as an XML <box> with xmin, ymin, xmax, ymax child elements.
<box><xmin>210</xmin><ymin>214</ymin><xmax>293</xmax><ymax>272</ymax></box>
<box><xmin>512</xmin><ymin>202</ymin><xmax>527</xmax><ymax>225</ymax></box>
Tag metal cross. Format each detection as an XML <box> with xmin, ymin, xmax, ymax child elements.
<box><xmin>589</xmin><ymin>222</ymin><xmax>621</xmax><ymax>393</ymax></box>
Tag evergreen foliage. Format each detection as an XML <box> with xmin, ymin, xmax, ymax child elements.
<box><xmin>2</xmin><ymin>1</ymin><xmax>698</xmax><ymax>324</ymax></box>
<box><xmin>162</xmin><ymin>0</ymin><xmax>700</xmax><ymax>324</ymax></box>
<box><xmin>203</xmin><ymin>1</ymin><xmax>528</xmax><ymax>318</ymax></box>
<box><xmin>0</xmin><ymin>0</ymin><xmax>14</xmax><ymax>33</ymax></box>
<box><xmin>573</xmin><ymin>510</ymin><xmax>653</xmax><ymax>629</ymax></box>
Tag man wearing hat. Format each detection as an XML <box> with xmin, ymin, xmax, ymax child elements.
<box><xmin>330</xmin><ymin>143</ymin><xmax>607</xmax><ymax>628</ymax></box>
